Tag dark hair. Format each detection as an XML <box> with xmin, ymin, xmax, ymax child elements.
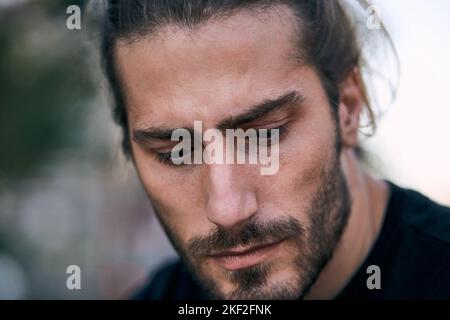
<box><xmin>100</xmin><ymin>0</ymin><xmax>395</xmax><ymax>158</ymax></box>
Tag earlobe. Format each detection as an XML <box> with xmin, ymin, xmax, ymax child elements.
<box><xmin>338</xmin><ymin>68</ymin><xmax>363</xmax><ymax>148</ymax></box>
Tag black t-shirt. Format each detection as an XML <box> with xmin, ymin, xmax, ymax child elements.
<box><xmin>133</xmin><ymin>182</ymin><xmax>450</xmax><ymax>299</ymax></box>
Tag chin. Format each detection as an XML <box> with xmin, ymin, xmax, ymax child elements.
<box><xmin>211</xmin><ymin>266</ymin><xmax>304</xmax><ymax>300</ymax></box>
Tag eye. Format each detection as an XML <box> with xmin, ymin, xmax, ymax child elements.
<box><xmin>255</xmin><ymin>122</ymin><xmax>291</xmax><ymax>145</ymax></box>
<box><xmin>154</xmin><ymin>146</ymin><xmax>194</xmax><ymax>167</ymax></box>
<box><xmin>237</xmin><ymin>123</ymin><xmax>290</xmax><ymax>155</ymax></box>
<box><xmin>154</xmin><ymin>151</ymin><xmax>176</xmax><ymax>166</ymax></box>
<box><xmin>153</xmin><ymin>123</ymin><xmax>291</xmax><ymax>165</ymax></box>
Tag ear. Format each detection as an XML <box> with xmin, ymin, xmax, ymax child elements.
<box><xmin>338</xmin><ymin>68</ymin><xmax>363</xmax><ymax>148</ymax></box>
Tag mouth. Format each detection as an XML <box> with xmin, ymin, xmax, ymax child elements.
<box><xmin>207</xmin><ymin>239</ymin><xmax>286</xmax><ymax>271</ymax></box>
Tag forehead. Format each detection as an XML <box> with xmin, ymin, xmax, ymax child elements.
<box><xmin>115</xmin><ymin>5</ymin><xmax>304</xmax><ymax>129</ymax></box>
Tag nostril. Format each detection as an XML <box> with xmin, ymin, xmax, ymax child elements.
<box><xmin>204</xmin><ymin>163</ymin><xmax>258</xmax><ymax>228</ymax></box>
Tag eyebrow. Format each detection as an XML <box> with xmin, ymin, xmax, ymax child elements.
<box><xmin>216</xmin><ymin>90</ymin><xmax>304</xmax><ymax>131</ymax></box>
<box><xmin>132</xmin><ymin>90</ymin><xmax>304</xmax><ymax>143</ymax></box>
<box><xmin>133</xmin><ymin>126</ymin><xmax>194</xmax><ymax>144</ymax></box>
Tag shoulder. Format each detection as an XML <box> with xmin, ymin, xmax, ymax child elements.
<box><xmin>387</xmin><ymin>182</ymin><xmax>450</xmax><ymax>298</ymax></box>
<box><xmin>131</xmin><ymin>259</ymin><xmax>208</xmax><ymax>300</ymax></box>
<box><xmin>392</xmin><ymin>182</ymin><xmax>450</xmax><ymax>245</ymax></box>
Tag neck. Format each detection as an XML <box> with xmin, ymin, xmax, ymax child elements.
<box><xmin>304</xmin><ymin>148</ymin><xmax>390</xmax><ymax>300</ymax></box>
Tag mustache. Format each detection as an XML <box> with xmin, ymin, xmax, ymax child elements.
<box><xmin>188</xmin><ymin>216</ymin><xmax>304</xmax><ymax>257</ymax></box>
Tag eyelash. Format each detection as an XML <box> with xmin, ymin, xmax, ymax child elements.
<box><xmin>259</xmin><ymin>122</ymin><xmax>290</xmax><ymax>143</ymax></box>
<box><xmin>154</xmin><ymin>147</ymin><xmax>192</xmax><ymax>166</ymax></box>
<box><xmin>154</xmin><ymin>123</ymin><xmax>291</xmax><ymax>167</ymax></box>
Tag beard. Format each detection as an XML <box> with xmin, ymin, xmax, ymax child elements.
<box><xmin>151</xmin><ymin>143</ymin><xmax>352</xmax><ymax>300</ymax></box>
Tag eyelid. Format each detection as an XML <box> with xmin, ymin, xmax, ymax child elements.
<box><xmin>246</xmin><ymin>115</ymin><xmax>292</xmax><ymax>130</ymax></box>
<box><xmin>154</xmin><ymin>151</ymin><xmax>186</xmax><ymax>166</ymax></box>
<box><xmin>255</xmin><ymin>122</ymin><xmax>291</xmax><ymax>142</ymax></box>
<box><xmin>145</xmin><ymin>140</ymin><xmax>179</xmax><ymax>152</ymax></box>
<box><xmin>253</xmin><ymin>119</ymin><xmax>291</xmax><ymax>134</ymax></box>
<box><xmin>154</xmin><ymin>146</ymin><xmax>194</xmax><ymax>167</ymax></box>
<box><xmin>154</xmin><ymin>122</ymin><xmax>291</xmax><ymax>167</ymax></box>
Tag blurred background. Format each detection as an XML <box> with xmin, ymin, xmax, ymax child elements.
<box><xmin>0</xmin><ymin>0</ymin><xmax>448</xmax><ymax>299</ymax></box>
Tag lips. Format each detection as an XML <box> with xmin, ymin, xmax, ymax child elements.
<box><xmin>207</xmin><ymin>239</ymin><xmax>285</xmax><ymax>271</ymax></box>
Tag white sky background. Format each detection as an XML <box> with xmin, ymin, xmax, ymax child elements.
<box><xmin>364</xmin><ymin>0</ymin><xmax>450</xmax><ymax>205</ymax></box>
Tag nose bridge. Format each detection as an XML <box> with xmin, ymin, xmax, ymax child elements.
<box><xmin>204</xmin><ymin>163</ymin><xmax>257</xmax><ymax>229</ymax></box>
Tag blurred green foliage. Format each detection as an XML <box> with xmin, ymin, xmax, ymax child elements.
<box><xmin>0</xmin><ymin>0</ymin><xmax>95</xmax><ymax>181</ymax></box>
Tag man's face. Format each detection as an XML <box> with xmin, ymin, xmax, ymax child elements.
<box><xmin>116</xmin><ymin>7</ymin><xmax>351</xmax><ymax>299</ymax></box>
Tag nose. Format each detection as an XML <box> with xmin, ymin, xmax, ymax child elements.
<box><xmin>204</xmin><ymin>164</ymin><xmax>258</xmax><ymax>230</ymax></box>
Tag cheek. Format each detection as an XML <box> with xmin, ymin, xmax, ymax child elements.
<box><xmin>132</xmin><ymin>146</ymin><xmax>206</xmax><ymax>241</ymax></box>
<box><xmin>256</xmin><ymin>105</ymin><xmax>336</xmax><ymax>219</ymax></box>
